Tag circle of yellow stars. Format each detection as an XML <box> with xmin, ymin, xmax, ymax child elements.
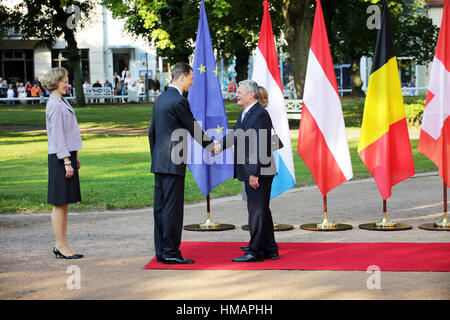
<box><xmin>197</xmin><ymin>64</ymin><xmax>219</xmax><ymax>77</ymax></box>
<box><xmin>196</xmin><ymin>64</ymin><xmax>223</xmax><ymax>135</ymax></box>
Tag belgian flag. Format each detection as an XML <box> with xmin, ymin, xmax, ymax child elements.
<box><xmin>358</xmin><ymin>1</ymin><xmax>415</xmax><ymax>200</ymax></box>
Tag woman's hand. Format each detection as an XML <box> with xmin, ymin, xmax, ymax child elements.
<box><xmin>65</xmin><ymin>163</ymin><xmax>74</xmax><ymax>179</ymax></box>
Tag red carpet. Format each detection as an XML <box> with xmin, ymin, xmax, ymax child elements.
<box><xmin>144</xmin><ymin>242</ymin><xmax>450</xmax><ymax>272</ymax></box>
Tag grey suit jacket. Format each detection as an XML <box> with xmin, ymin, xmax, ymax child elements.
<box><xmin>46</xmin><ymin>94</ymin><xmax>82</xmax><ymax>159</ymax></box>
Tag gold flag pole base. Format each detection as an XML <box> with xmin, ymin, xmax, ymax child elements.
<box><xmin>241</xmin><ymin>222</ymin><xmax>294</xmax><ymax>232</ymax></box>
<box><xmin>300</xmin><ymin>196</ymin><xmax>352</xmax><ymax>231</ymax></box>
<box><xmin>184</xmin><ymin>196</ymin><xmax>235</xmax><ymax>231</ymax></box>
<box><xmin>359</xmin><ymin>200</ymin><xmax>412</xmax><ymax>231</ymax></box>
<box><xmin>300</xmin><ymin>212</ymin><xmax>352</xmax><ymax>231</ymax></box>
<box><xmin>184</xmin><ymin>214</ymin><xmax>235</xmax><ymax>231</ymax></box>
<box><xmin>419</xmin><ymin>213</ymin><xmax>450</xmax><ymax>231</ymax></box>
<box><xmin>419</xmin><ymin>182</ymin><xmax>450</xmax><ymax>231</ymax></box>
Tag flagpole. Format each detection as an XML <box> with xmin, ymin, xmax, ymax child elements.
<box><xmin>431</xmin><ymin>179</ymin><xmax>449</xmax><ymax>227</ymax></box>
<box><xmin>300</xmin><ymin>194</ymin><xmax>352</xmax><ymax>232</ymax></box>
<box><xmin>359</xmin><ymin>198</ymin><xmax>412</xmax><ymax>231</ymax></box>
<box><xmin>184</xmin><ymin>194</ymin><xmax>235</xmax><ymax>231</ymax></box>
<box><xmin>199</xmin><ymin>195</ymin><xmax>219</xmax><ymax>228</ymax></box>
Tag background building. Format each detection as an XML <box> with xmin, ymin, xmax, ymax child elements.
<box><xmin>0</xmin><ymin>2</ymin><xmax>158</xmax><ymax>88</ymax></box>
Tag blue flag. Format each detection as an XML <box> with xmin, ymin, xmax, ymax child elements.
<box><xmin>187</xmin><ymin>1</ymin><xmax>234</xmax><ymax>197</ymax></box>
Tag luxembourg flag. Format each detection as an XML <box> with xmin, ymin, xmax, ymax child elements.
<box><xmin>252</xmin><ymin>0</ymin><xmax>296</xmax><ymax>198</ymax></box>
<box><xmin>418</xmin><ymin>0</ymin><xmax>450</xmax><ymax>187</ymax></box>
<box><xmin>297</xmin><ymin>0</ymin><xmax>353</xmax><ymax>196</ymax></box>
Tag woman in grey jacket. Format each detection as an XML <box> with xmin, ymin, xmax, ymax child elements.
<box><xmin>42</xmin><ymin>67</ymin><xmax>83</xmax><ymax>259</ymax></box>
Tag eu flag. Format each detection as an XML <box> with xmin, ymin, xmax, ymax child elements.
<box><xmin>187</xmin><ymin>0</ymin><xmax>234</xmax><ymax>196</ymax></box>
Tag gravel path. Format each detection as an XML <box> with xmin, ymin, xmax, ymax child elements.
<box><xmin>0</xmin><ymin>173</ymin><xmax>449</xmax><ymax>300</ymax></box>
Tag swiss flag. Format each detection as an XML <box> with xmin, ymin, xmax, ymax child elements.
<box><xmin>418</xmin><ymin>0</ymin><xmax>450</xmax><ymax>187</ymax></box>
<box><xmin>297</xmin><ymin>0</ymin><xmax>353</xmax><ymax>196</ymax></box>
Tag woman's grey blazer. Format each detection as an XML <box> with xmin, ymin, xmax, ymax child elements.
<box><xmin>46</xmin><ymin>94</ymin><xmax>82</xmax><ymax>159</ymax></box>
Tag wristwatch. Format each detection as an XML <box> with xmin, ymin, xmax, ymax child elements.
<box><xmin>64</xmin><ymin>160</ymin><xmax>72</xmax><ymax>166</ymax></box>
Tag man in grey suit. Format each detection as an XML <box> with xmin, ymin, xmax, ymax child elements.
<box><xmin>149</xmin><ymin>62</ymin><xmax>219</xmax><ymax>264</ymax></box>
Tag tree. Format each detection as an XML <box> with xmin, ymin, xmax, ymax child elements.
<box><xmin>282</xmin><ymin>0</ymin><xmax>438</xmax><ymax>98</ymax></box>
<box><xmin>103</xmin><ymin>0</ymin><xmax>283</xmax><ymax>82</ymax></box>
<box><xmin>281</xmin><ymin>0</ymin><xmax>314</xmax><ymax>99</ymax></box>
<box><xmin>328</xmin><ymin>0</ymin><xmax>438</xmax><ymax>96</ymax></box>
<box><xmin>1</xmin><ymin>0</ymin><xmax>97</xmax><ymax>106</ymax></box>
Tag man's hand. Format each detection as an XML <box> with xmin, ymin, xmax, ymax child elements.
<box><xmin>249</xmin><ymin>175</ymin><xmax>259</xmax><ymax>189</ymax></box>
<box><xmin>211</xmin><ymin>140</ymin><xmax>221</xmax><ymax>154</ymax></box>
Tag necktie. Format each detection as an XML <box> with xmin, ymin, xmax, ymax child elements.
<box><xmin>241</xmin><ymin>110</ymin><xmax>247</xmax><ymax>122</ymax></box>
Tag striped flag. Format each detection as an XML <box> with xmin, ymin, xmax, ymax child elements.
<box><xmin>418</xmin><ymin>0</ymin><xmax>450</xmax><ymax>188</ymax></box>
<box><xmin>358</xmin><ymin>1</ymin><xmax>415</xmax><ymax>200</ymax></box>
<box><xmin>251</xmin><ymin>0</ymin><xmax>296</xmax><ymax>199</ymax></box>
<box><xmin>297</xmin><ymin>0</ymin><xmax>353</xmax><ymax>197</ymax></box>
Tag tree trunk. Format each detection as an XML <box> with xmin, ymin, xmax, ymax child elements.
<box><xmin>54</xmin><ymin>2</ymin><xmax>86</xmax><ymax>106</ymax></box>
<box><xmin>282</xmin><ymin>0</ymin><xmax>313</xmax><ymax>99</ymax></box>
<box><xmin>234</xmin><ymin>44</ymin><xmax>249</xmax><ymax>83</ymax></box>
<box><xmin>350</xmin><ymin>56</ymin><xmax>365</xmax><ymax>97</ymax></box>
<box><xmin>66</xmin><ymin>40</ymin><xmax>86</xmax><ymax>106</ymax></box>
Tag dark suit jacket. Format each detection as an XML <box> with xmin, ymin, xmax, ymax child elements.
<box><xmin>149</xmin><ymin>87</ymin><xmax>213</xmax><ymax>177</ymax></box>
<box><xmin>220</xmin><ymin>102</ymin><xmax>276</xmax><ymax>181</ymax></box>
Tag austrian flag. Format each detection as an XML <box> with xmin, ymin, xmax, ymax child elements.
<box><xmin>297</xmin><ymin>0</ymin><xmax>353</xmax><ymax>196</ymax></box>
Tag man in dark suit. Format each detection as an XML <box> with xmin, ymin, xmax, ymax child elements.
<box><xmin>149</xmin><ymin>62</ymin><xmax>219</xmax><ymax>264</ymax></box>
<box><xmin>217</xmin><ymin>80</ymin><xmax>278</xmax><ymax>262</ymax></box>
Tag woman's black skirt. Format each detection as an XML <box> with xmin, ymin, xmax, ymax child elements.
<box><xmin>47</xmin><ymin>151</ymin><xmax>81</xmax><ymax>205</ymax></box>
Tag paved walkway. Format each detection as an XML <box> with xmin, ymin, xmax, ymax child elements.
<box><xmin>0</xmin><ymin>173</ymin><xmax>449</xmax><ymax>300</ymax></box>
<box><xmin>0</xmin><ymin>125</ymin><xmax>421</xmax><ymax>140</ymax></box>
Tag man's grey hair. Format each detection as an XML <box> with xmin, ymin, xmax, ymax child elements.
<box><xmin>239</xmin><ymin>80</ymin><xmax>259</xmax><ymax>99</ymax></box>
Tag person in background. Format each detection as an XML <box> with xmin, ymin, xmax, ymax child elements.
<box><xmin>152</xmin><ymin>75</ymin><xmax>160</xmax><ymax>92</ymax></box>
<box><xmin>287</xmin><ymin>76</ymin><xmax>296</xmax><ymax>99</ymax></box>
<box><xmin>31</xmin><ymin>82</ymin><xmax>42</xmax><ymax>104</ymax></box>
<box><xmin>124</xmin><ymin>73</ymin><xmax>133</xmax><ymax>87</ymax></box>
<box><xmin>138</xmin><ymin>80</ymin><xmax>145</xmax><ymax>96</ymax></box>
<box><xmin>121</xmin><ymin>67</ymin><xmax>130</xmax><ymax>81</ymax></box>
<box><xmin>115</xmin><ymin>79</ymin><xmax>123</xmax><ymax>96</ymax></box>
<box><xmin>17</xmin><ymin>82</ymin><xmax>26</xmax><ymax>104</ymax></box>
<box><xmin>92</xmin><ymin>80</ymin><xmax>102</xmax><ymax>103</ymax></box>
<box><xmin>228</xmin><ymin>78</ymin><xmax>236</xmax><ymax>93</ymax></box>
<box><xmin>42</xmin><ymin>67</ymin><xmax>83</xmax><ymax>260</ymax></box>
<box><xmin>128</xmin><ymin>81</ymin><xmax>138</xmax><ymax>102</ymax></box>
<box><xmin>26</xmin><ymin>81</ymin><xmax>33</xmax><ymax>104</ymax></box>
<box><xmin>7</xmin><ymin>84</ymin><xmax>15</xmax><ymax>105</ymax></box>
<box><xmin>113</xmin><ymin>72</ymin><xmax>120</xmax><ymax>87</ymax></box>
<box><xmin>83</xmin><ymin>80</ymin><xmax>91</xmax><ymax>103</ymax></box>
<box><xmin>104</xmin><ymin>79</ymin><xmax>113</xmax><ymax>103</ymax></box>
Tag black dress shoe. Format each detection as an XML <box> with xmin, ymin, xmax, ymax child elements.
<box><xmin>53</xmin><ymin>247</ymin><xmax>84</xmax><ymax>259</ymax></box>
<box><xmin>240</xmin><ymin>245</ymin><xmax>250</xmax><ymax>251</ymax></box>
<box><xmin>232</xmin><ymin>253</ymin><xmax>263</xmax><ymax>262</ymax></box>
<box><xmin>264</xmin><ymin>252</ymin><xmax>279</xmax><ymax>260</ymax></box>
<box><xmin>161</xmin><ymin>257</ymin><xmax>194</xmax><ymax>264</ymax></box>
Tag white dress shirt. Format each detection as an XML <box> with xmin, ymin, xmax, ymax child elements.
<box><xmin>168</xmin><ymin>84</ymin><xmax>183</xmax><ymax>96</ymax></box>
<box><xmin>241</xmin><ymin>101</ymin><xmax>257</xmax><ymax>122</ymax></box>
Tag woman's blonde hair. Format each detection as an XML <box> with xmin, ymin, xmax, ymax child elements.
<box><xmin>258</xmin><ymin>86</ymin><xmax>268</xmax><ymax>108</ymax></box>
<box><xmin>41</xmin><ymin>67</ymin><xmax>69</xmax><ymax>91</ymax></box>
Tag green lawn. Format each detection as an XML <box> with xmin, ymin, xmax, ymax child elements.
<box><xmin>0</xmin><ymin>131</ymin><xmax>436</xmax><ymax>213</ymax></box>
<box><xmin>0</xmin><ymin>95</ymin><xmax>426</xmax><ymax>129</ymax></box>
<box><xmin>0</xmin><ymin>95</ymin><xmax>435</xmax><ymax>213</ymax></box>
<box><xmin>0</xmin><ymin>103</ymin><xmax>243</xmax><ymax>128</ymax></box>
